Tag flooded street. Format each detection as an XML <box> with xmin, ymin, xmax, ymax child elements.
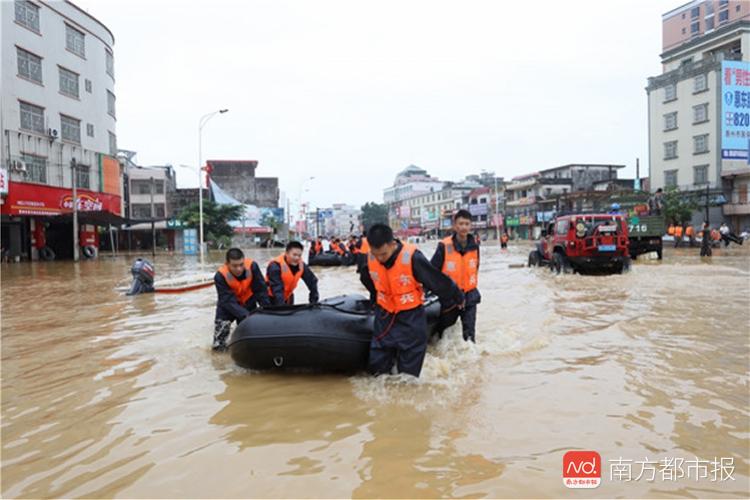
<box><xmin>2</xmin><ymin>243</ymin><xmax>749</xmax><ymax>498</ymax></box>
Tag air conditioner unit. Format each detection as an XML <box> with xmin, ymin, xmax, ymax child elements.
<box><xmin>48</xmin><ymin>128</ymin><xmax>59</xmax><ymax>139</ymax></box>
<box><xmin>11</xmin><ymin>160</ymin><xmax>27</xmax><ymax>173</ymax></box>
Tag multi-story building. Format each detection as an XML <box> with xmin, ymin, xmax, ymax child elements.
<box><xmin>1</xmin><ymin>0</ymin><xmax>120</xmax><ymax>260</ymax></box>
<box><xmin>384</xmin><ymin>165</ymin><xmax>444</xmax><ymax>229</ymax></box>
<box><xmin>207</xmin><ymin>160</ymin><xmax>280</xmax><ymax>209</ymax></box>
<box><xmin>328</xmin><ymin>203</ymin><xmax>361</xmax><ymax>236</ymax></box>
<box><xmin>505</xmin><ymin>164</ymin><xmax>624</xmax><ymax>239</ymax></box>
<box><xmin>647</xmin><ymin>1</ymin><xmax>749</xmax><ymax>229</ymax></box>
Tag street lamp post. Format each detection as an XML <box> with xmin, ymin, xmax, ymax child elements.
<box><xmin>71</xmin><ymin>158</ymin><xmax>79</xmax><ymax>262</ymax></box>
<box><xmin>197</xmin><ymin>108</ymin><xmax>228</xmax><ymax>265</ymax></box>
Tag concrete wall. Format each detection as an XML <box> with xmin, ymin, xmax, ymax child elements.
<box><xmin>208</xmin><ymin>160</ymin><xmax>279</xmax><ymax>208</ymax></box>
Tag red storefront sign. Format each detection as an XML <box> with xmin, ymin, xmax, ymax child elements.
<box><xmin>233</xmin><ymin>226</ymin><xmax>272</xmax><ymax>234</ymax></box>
<box><xmin>0</xmin><ymin>181</ymin><xmax>122</xmax><ymax>216</ymax></box>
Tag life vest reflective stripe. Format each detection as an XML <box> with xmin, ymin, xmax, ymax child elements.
<box><xmin>218</xmin><ymin>258</ymin><xmax>255</xmax><ymax>304</ymax></box>
<box><xmin>268</xmin><ymin>254</ymin><xmax>304</xmax><ymax>302</ymax></box>
<box><xmin>367</xmin><ymin>243</ymin><xmax>424</xmax><ymax>313</ymax></box>
<box><xmin>674</xmin><ymin>226</ymin><xmax>684</xmax><ymax>237</ymax></box>
<box><xmin>440</xmin><ymin>236</ymin><xmax>478</xmax><ymax>292</ymax></box>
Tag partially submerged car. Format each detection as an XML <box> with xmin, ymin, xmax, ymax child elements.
<box><xmin>528</xmin><ymin>213</ymin><xmax>631</xmax><ymax>275</ymax></box>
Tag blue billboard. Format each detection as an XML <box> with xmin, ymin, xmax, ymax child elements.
<box><xmin>721</xmin><ymin>60</ymin><xmax>750</xmax><ymax>161</ymax></box>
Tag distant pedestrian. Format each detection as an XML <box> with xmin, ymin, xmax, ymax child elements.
<box><xmin>673</xmin><ymin>224</ymin><xmax>684</xmax><ymax>248</ymax></box>
<box><xmin>719</xmin><ymin>223</ymin><xmax>743</xmax><ymax>246</ymax></box>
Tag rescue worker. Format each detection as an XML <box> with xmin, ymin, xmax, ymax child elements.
<box><xmin>213</xmin><ymin>248</ymin><xmax>270</xmax><ymax>351</ymax></box>
<box><xmin>673</xmin><ymin>224</ymin><xmax>684</xmax><ymax>248</ymax></box>
<box><xmin>700</xmin><ymin>222</ymin><xmax>712</xmax><ymax>257</ymax></box>
<box><xmin>667</xmin><ymin>224</ymin><xmax>675</xmax><ymax>237</ymax></box>
<box><xmin>359</xmin><ymin>224</ymin><xmax>464</xmax><ymax>378</ymax></box>
<box><xmin>309</xmin><ymin>237</ymin><xmax>323</xmax><ymax>259</ymax></box>
<box><xmin>267</xmin><ymin>241</ymin><xmax>319</xmax><ymax>305</ymax></box>
<box><xmin>685</xmin><ymin>225</ymin><xmax>695</xmax><ymax>247</ymax></box>
<box><xmin>500</xmin><ymin>231</ymin><xmax>509</xmax><ymax>249</ymax></box>
<box><xmin>354</xmin><ymin>234</ymin><xmax>371</xmax><ymax>274</ymax></box>
<box><xmin>431</xmin><ymin>209</ymin><xmax>481</xmax><ymax>342</ymax></box>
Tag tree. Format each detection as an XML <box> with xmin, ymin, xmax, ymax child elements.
<box><xmin>662</xmin><ymin>187</ymin><xmax>699</xmax><ymax>225</ymax></box>
<box><xmin>178</xmin><ymin>200</ymin><xmax>244</xmax><ymax>248</ymax></box>
<box><xmin>361</xmin><ymin>202</ymin><xmax>388</xmax><ymax>231</ymax></box>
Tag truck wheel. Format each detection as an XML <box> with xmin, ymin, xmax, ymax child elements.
<box><xmin>528</xmin><ymin>250</ymin><xmax>541</xmax><ymax>267</ymax></box>
<box><xmin>552</xmin><ymin>252</ymin><xmax>572</xmax><ymax>274</ymax></box>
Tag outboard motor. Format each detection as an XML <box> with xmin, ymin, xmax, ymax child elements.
<box><xmin>126</xmin><ymin>258</ymin><xmax>155</xmax><ymax>295</ymax></box>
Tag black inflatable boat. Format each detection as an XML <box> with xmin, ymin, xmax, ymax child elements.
<box><xmin>228</xmin><ymin>294</ymin><xmax>442</xmax><ymax>372</ymax></box>
<box><xmin>307</xmin><ymin>252</ymin><xmax>354</xmax><ymax>267</ymax></box>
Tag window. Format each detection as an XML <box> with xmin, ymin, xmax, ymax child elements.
<box><xmin>691</xmin><ymin>6</ymin><xmax>700</xmax><ymax>18</ymax></box>
<box><xmin>74</xmin><ymin>164</ymin><xmax>90</xmax><ymax>189</ymax></box>
<box><xmin>664</xmin><ymin>112</ymin><xmax>678</xmax><ymax>131</ymax></box>
<box><xmin>682</xmin><ymin>27</ymin><xmax>686</xmax><ymax>34</ymax></box>
<box><xmin>21</xmin><ymin>153</ymin><xmax>46</xmax><ymax>183</ymax></box>
<box><xmin>105</xmin><ymin>50</ymin><xmax>114</xmax><ymax>78</ymax></box>
<box><xmin>693</xmin><ymin>134</ymin><xmax>709</xmax><ymax>154</ymax></box>
<box><xmin>665</xmin><ymin>170</ymin><xmax>678</xmax><ymax>188</ymax></box>
<box><xmin>681</xmin><ymin>57</ymin><xmax>693</xmax><ymax>66</ymax></box>
<box><xmin>60</xmin><ymin>114</ymin><xmax>81</xmax><ymax>143</ymax></box>
<box><xmin>108</xmin><ymin>131</ymin><xmax>117</xmax><ymax>156</ymax></box>
<box><xmin>705</xmin><ymin>17</ymin><xmax>714</xmax><ymax>31</ymax></box>
<box><xmin>131</xmin><ymin>205</ymin><xmax>153</xmax><ymax>219</ymax></box>
<box><xmin>86</xmin><ymin>123</ymin><xmax>94</xmax><ymax>137</ymax></box>
<box><xmin>132</xmin><ymin>179</ymin><xmax>164</xmax><ymax>195</ymax></box>
<box><xmin>58</xmin><ymin>66</ymin><xmax>79</xmax><ymax>98</ymax></box>
<box><xmin>85</xmin><ymin>79</ymin><xmax>92</xmax><ymax>93</ymax></box>
<box><xmin>14</xmin><ymin>0</ymin><xmax>39</xmax><ymax>32</ymax></box>
<box><xmin>719</xmin><ymin>9</ymin><xmax>729</xmax><ymax>23</ymax></box>
<box><xmin>664</xmin><ymin>141</ymin><xmax>678</xmax><ymax>160</ymax></box>
<box><xmin>107</xmin><ymin>90</ymin><xmax>116</xmax><ymax>117</ymax></box>
<box><xmin>664</xmin><ymin>83</ymin><xmax>676</xmax><ymax>102</ymax></box>
<box><xmin>16</xmin><ymin>47</ymin><xmax>42</xmax><ymax>84</ymax></box>
<box><xmin>693</xmin><ymin>74</ymin><xmax>707</xmax><ymax>93</ymax></box>
<box><xmin>693</xmin><ymin>103</ymin><xmax>709</xmax><ymax>123</ymax></box>
<box><xmin>694</xmin><ymin>165</ymin><xmax>708</xmax><ymax>185</ymax></box>
<box><xmin>705</xmin><ymin>2</ymin><xmax>714</xmax><ymax>15</ymax></box>
<box><xmin>719</xmin><ymin>0</ymin><xmax>728</xmax><ymax>6</ymax></box>
<box><xmin>691</xmin><ymin>21</ymin><xmax>700</xmax><ymax>34</ymax></box>
<box><xmin>65</xmin><ymin>24</ymin><xmax>85</xmax><ymax>57</ymax></box>
<box><xmin>737</xmin><ymin>4</ymin><xmax>741</xmax><ymax>12</ymax></box>
<box><xmin>19</xmin><ymin>101</ymin><xmax>44</xmax><ymax>133</ymax></box>
<box><xmin>555</xmin><ymin>219</ymin><xmax>569</xmax><ymax>235</ymax></box>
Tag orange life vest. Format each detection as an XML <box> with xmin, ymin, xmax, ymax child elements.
<box><xmin>501</xmin><ymin>234</ymin><xmax>509</xmax><ymax>243</ymax></box>
<box><xmin>685</xmin><ymin>226</ymin><xmax>694</xmax><ymax>237</ymax></box>
<box><xmin>268</xmin><ymin>254</ymin><xmax>304</xmax><ymax>303</ymax></box>
<box><xmin>367</xmin><ymin>243</ymin><xmax>424</xmax><ymax>314</ymax></box>
<box><xmin>711</xmin><ymin>229</ymin><xmax>721</xmax><ymax>241</ymax></box>
<box><xmin>360</xmin><ymin>237</ymin><xmax>370</xmax><ymax>255</ymax></box>
<box><xmin>313</xmin><ymin>241</ymin><xmax>322</xmax><ymax>253</ymax></box>
<box><xmin>333</xmin><ymin>243</ymin><xmax>345</xmax><ymax>255</ymax></box>
<box><xmin>667</xmin><ymin>225</ymin><xmax>675</xmax><ymax>236</ymax></box>
<box><xmin>674</xmin><ymin>225</ymin><xmax>684</xmax><ymax>237</ymax></box>
<box><xmin>440</xmin><ymin>236</ymin><xmax>478</xmax><ymax>292</ymax></box>
<box><xmin>218</xmin><ymin>258</ymin><xmax>255</xmax><ymax>304</ymax></box>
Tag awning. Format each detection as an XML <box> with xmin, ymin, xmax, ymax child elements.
<box><xmin>49</xmin><ymin>210</ymin><xmax>132</xmax><ymax>226</ymax></box>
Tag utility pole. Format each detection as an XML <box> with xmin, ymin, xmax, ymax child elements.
<box><xmin>71</xmin><ymin>158</ymin><xmax>79</xmax><ymax>262</ymax></box>
<box><xmin>705</xmin><ymin>183</ymin><xmax>710</xmax><ymax>223</ymax></box>
<box><xmin>150</xmin><ymin>176</ymin><xmax>156</xmax><ymax>257</ymax></box>
<box><xmin>316</xmin><ymin>207</ymin><xmax>320</xmax><ymax>238</ymax></box>
<box><xmin>493</xmin><ymin>176</ymin><xmax>500</xmax><ymax>241</ymax></box>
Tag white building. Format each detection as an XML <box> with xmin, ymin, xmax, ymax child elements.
<box><xmin>383</xmin><ymin>165</ymin><xmax>444</xmax><ymax>204</ymax></box>
<box><xmin>2</xmin><ymin>0</ymin><xmax>117</xmax><ymax>183</ymax></box>
<box><xmin>326</xmin><ymin>203</ymin><xmax>360</xmax><ymax>236</ymax></box>
<box><xmin>646</xmin><ymin>6</ymin><xmax>749</xmax><ymax>229</ymax></box>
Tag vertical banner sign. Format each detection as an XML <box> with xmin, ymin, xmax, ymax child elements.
<box><xmin>721</xmin><ymin>60</ymin><xmax>750</xmax><ymax>161</ymax></box>
<box><xmin>183</xmin><ymin>228</ymin><xmax>198</xmax><ymax>255</ymax></box>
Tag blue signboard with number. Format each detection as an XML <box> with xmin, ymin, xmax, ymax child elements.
<box><xmin>183</xmin><ymin>228</ymin><xmax>198</xmax><ymax>255</ymax></box>
<box><xmin>721</xmin><ymin>60</ymin><xmax>750</xmax><ymax>161</ymax></box>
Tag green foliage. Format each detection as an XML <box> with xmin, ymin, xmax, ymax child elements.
<box><xmin>662</xmin><ymin>187</ymin><xmax>699</xmax><ymax>225</ymax></box>
<box><xmin>178</xmin><ymin>200</ymin><xmax>244</xmax><ymax>248</ymax></box>
<box><xmin>361</xmin><ymin>202</ymin><xmax>388</xmax><ymax>231</ymax></box>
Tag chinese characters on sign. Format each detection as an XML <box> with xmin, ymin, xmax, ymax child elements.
<box><xmin>608</xmin><ymin>456</ymin><xmax>735</xmax><ymax>482</ymax></box>
<box><xmin>721</xmin><ymin>60</ymin><xmax>750</xmax><ymax>161</ymax></box>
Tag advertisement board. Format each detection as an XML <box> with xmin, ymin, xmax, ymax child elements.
<box><xmin>721</xmin><ymin>60</ymin><xmax>750</xmax><ymax>161</ymax></box>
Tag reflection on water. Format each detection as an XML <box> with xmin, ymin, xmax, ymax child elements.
<box><xmin>1</xmin><ymin>244</ymin><xmax>748</xmax><ymax>498</ymax></box>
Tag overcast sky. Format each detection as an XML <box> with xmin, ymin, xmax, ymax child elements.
<box><xmin>74</xmin><ymin>0</ymin><xmax>674</xmax><ymax>211</ymax></box>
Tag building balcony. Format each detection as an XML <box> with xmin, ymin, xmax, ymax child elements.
<box><xmin>723</xmin><ymin>203</ymin><xmax>750</xmax><ymax>215</ymax></box>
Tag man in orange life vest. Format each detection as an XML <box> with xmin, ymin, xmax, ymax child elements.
<box><xmin>354</xmin><ymin>233</ymin><xmax>371</xmax><ymax>274</ymax></box>
<box><xmin>267</xmin><ymin>240</ymin><xmax>319</xmax><ymax>306</ymax></box>
<box><xmin>309</xmin><ymin>237</ymin><xmax>323</xmax><ymax>260</ymax></box>
<box><xmin>431</xmin><ymin>209</ymin><xmax>481</xmax><ymax>343</ymax></box>
<box><xmin>213</xmin><ymin>247</ymin><xmax>270</xmax><ymax>351</ymax></box>
<box><xmin>359</xmin><ymin>224</ymin><xmax>464</xmax><ymax>377</ymax></box>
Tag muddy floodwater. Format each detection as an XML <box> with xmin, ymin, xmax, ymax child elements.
<box><xmin>2</xmin><ymin>243</ymin><xmax>749</xmax><ymax>498</ymax></box>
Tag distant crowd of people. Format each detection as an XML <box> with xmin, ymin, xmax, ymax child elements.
<box><xmin>668</xmin><ymin>222</ymin><xmax>745</xmax><ymax>252</ymax></box>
